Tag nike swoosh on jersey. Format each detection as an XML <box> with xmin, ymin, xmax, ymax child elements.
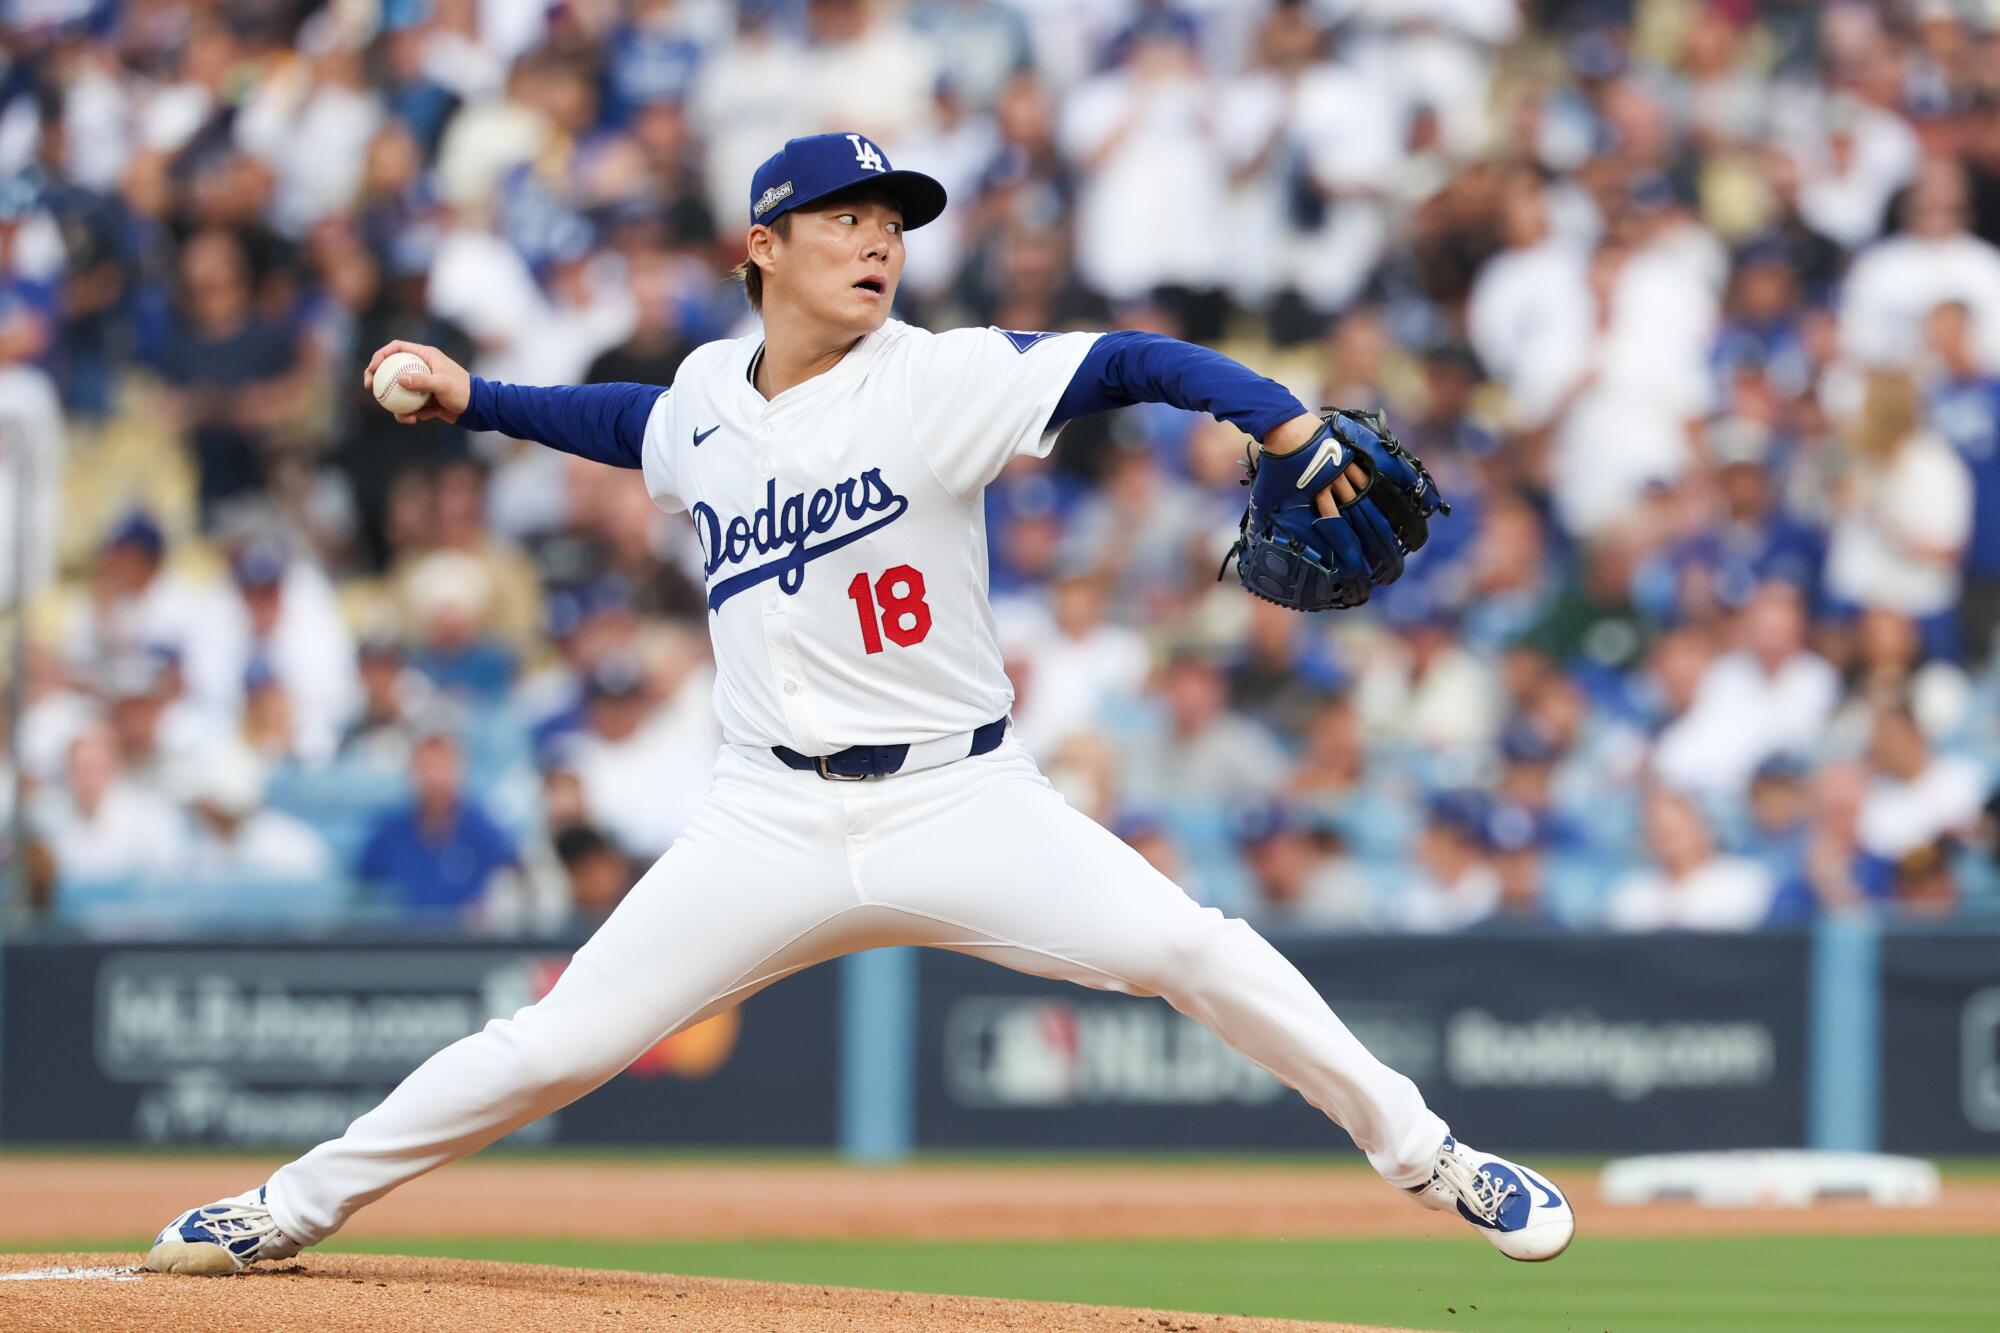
<box><xmin>693</xmin><ymin>425</ymin><xmax>721</xmax><ymax>446</ymax></box>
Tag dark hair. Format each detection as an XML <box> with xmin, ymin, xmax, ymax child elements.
<box><xmin>554</xmin><ymin>824</ymin><xmax>618</xmax><ymax>867</ymax></box>
<box><xmin>733</xmin><ymin>213</ymin><xmax>791</xmax><ymax>312</ymax></box>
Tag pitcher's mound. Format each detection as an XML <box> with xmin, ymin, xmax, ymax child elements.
<box><xmin>0</xmin><ymin>1252</ymin><xmax>1427</xmax><ymax>1332</ymax></box>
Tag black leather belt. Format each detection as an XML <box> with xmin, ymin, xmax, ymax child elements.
<box><xmin>774</xmin><ymin>717</ymin><xmax>1009</xmax><ymax>781</ymax></box>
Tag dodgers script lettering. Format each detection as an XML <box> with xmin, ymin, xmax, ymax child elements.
<box><xmin>691</xmin><ymin>469</ymin><xmax>910</xmax><ymax>612</ymax></box>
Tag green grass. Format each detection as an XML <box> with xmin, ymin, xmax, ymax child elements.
<box><xmin>13</xmin><ymin>1234</ymin><xmax>1991</xmax><ymax>1330</ymax></box>
<box><xmin>303</xmin><ymin>1234</ymin><xmax>1991</xmax><ymax>1332</ymax></box>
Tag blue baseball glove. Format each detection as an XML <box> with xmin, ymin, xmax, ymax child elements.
<box><xmin>1222</xmin><ymin>408</ymin><xmax>1449</xmax><ymax>612</ymax></box>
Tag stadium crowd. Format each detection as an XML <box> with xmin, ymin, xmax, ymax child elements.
<box><xmin>5</xmin><ymin>0</ymin><xmax>2000</xmax><ymax>934</ymax></box>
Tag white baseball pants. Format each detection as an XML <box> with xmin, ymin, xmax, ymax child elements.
<box><xmin>266</xmin><ymin>738</ymin><xmax>1449</xmax><ymax>1243</ymax></box>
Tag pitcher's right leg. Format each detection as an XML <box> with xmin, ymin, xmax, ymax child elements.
<box><xmin>150</xmin><ymin>749</ymin><xmax>859</xmax><ymax>1271</ymax></box>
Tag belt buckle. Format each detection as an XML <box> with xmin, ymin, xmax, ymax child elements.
<box><xmin>815</xmin><ymin>754</ymin><xmax>869</xmax><ymax>782</ymax></box>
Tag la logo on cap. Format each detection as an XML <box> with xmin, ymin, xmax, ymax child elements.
<box><xmin>846</xmin><ymin>134</ymin><xmax>886</xmax><ymax>173</ymax></box>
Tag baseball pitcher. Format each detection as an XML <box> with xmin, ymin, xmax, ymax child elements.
<box><xmin>148</xmin><ymin>133</ymin><xmax>1573</xmax><ymax>1274</ymax></box>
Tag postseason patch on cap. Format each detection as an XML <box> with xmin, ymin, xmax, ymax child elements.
<box><xmin>753</xmin><ymin>181</ymin><xmax>794</xmax><ymax>219</ymax></box>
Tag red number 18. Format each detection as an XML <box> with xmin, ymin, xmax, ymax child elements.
<box><xmin>847</xmin><ymin>564</ymin><xmax>932</xmax><ymax>654</ymax></box>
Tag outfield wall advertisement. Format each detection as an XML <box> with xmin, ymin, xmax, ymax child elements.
<box><xmin>0</xmin><ymin>940</ymin><xmax>838</xmax><ymax>1147</ymax></box>
<box><xmin>1880</xmin><ymin>932</ymin><xmax>2000</xmax><ymax>1153</ymax></box>
<box><xmin>914</xmin><ymin>933</ymin><xmax>1813</xmax><ymax>1153</ymax></box>
<box><xmin>7</xmin><ymin>929</ymin><xmax>1995</xmax><ymax>1153</ymax></box>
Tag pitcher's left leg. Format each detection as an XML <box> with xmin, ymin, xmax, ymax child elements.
<box><xmin>854</xmin><ymin>742</ymin><xmax>1445</xmax><ymax>1186</ymax></box>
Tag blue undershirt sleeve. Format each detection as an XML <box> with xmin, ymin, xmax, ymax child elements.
<box><xmin>1046</xmin><ymin>331</ymin><xmax>1307</xmax><ymax>442</ymax></box>
<box><xmin>459</xmin><ymin>377</ymin><xmax>662</xmax><ymax>470</ymax></box>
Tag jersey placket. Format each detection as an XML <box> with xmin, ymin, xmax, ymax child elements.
<box><xmin>754</xmin><ymin>400</ymin><xmax>827</xmax><ymax>754</ymax></box>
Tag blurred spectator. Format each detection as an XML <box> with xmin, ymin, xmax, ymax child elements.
<box><xmin>1839</xmin><ymin>159</ymin><xmax>2000</xmax><ymax>372</ymax></box>
<box><xmin>1112</xmin><ymin>809</ymin><xmax>1204</xmax><ymax>901</ymax></box>
<box><xmin>1858</xmin><ymin>700</ymin><xmax>1987</xmax><ymax>864</ymax></box>
<box><xmin>1657</xmin><ymin>417</ymin><xmax>1824</xmax><ymax>615</ymax></box>
<box><xmin>551</xmin><ymin>825</ymin><xmax>640</xmax><ymax>928</ymax></box>
<box><xmin>912</xmin><ymin>0</ymin><xmax>1034</xmax><ymax>112</ymax></box>
<box><xmin>1480</xmin><ymin>799</ymin><xmax>1561</xmax><ymax>927</ymax></box>
<box><xmin>177</xmin><ymin>747</ymin><xmax>334</xmax><ymax>882</ymax></box>
<box><xmin>998</xmin><ymin>569</ymin><xmax>1148</xmax><ymax>756</ymax></box>
<box><xmin>1288</xmin><ymin>689</ymin><xmax>1367</xmax><ymax>809</ymax></box>
<box><xmin>1226</xmin><ymin>598</ymin><xmax>1344</xmax><ymax>740</ymax></box>
<box><xmin>560</xmin><ymin>648</ymin><xmax>718</xmax><ymax>861</ymax></box>
<box><xmin>1491</xmin><ymin>719</ymin><xmax>1582</xmax><ymax>851</ymax></box>
<box><xmin>1825</xmin><ymin>369</ymin><xmax>1971</xmax><ymax>650</ymax></box>
<box><xmin>1234</xmin><ymin>800</ymin><xmax>1376</xmax><ymax>932</ymax></box>
<box><xmin>1123</xmin><ymin>648</ymin><xmax>1288</xmax><ymax>810</ymax></box>
<box><xmin>1924</xmin><ymin>300</ymin><xmax>2000</xmax><ymax>658</ymax></box>
<box><xmin>101</xmin><ymin>651</ymin><xmax>220</xmax><ymax>791</ymax></box>
<box><xmin>1467</xmin><ymin>172</ymin><xmax>1590</xmax><ymax>429</ymax></box>
<box><xmin>33</xmin><ymin>724</ymin><xmax>187</xmax><ymax>884</ymax></box>
<box><xmin>391</xmin><ymin>459</ymin><xmax>545</xmax><ymax>657</ymax></box>
<box><xmin>1606</xmin><ymin>787</ymin><xmax>1776</xmax><ymax>931</ymax></box>
<box><xmin>356</xmin><ymin>730</ymin><xmax>519</xmax><ymax>920</ymax></box>
<box><xmin>1063</xmin><ymin>439</ymin><xmax>1215</xmax><ymax>615</ymax></box>
<box><xmin>1745</xmin><ymin>755</ymin><xmax>1815</xmax><ymax>924</ymax></box>
<box><xmin>516</xmin><ymin>577</ymin><xmax>640</xmax><ymax>750</ymax></box>
<box><xmin>402</xmin><ymin>550</ymin><xmax>518</xmax><ymax>698</ymax></box>
<box><xmin>1399</xmin><ymin>790</ymin><xmax>1501</xmax><ymax>932</ymax></box>
<box><xmin>63</xmin><ymin>512</ymin><xmax>242</xmax><ymax>720</ymax></box>
<box><xmin>803</xmin><ymin>0</ymin><xmax>942</xmax><ymax>147</ymax></box>
<box><xmin>224</xmin><ymin>537</ymin><xmax>361</xmax><ymax>763</ymax></box>
<box><xmin>240</xmin><ymin>663</ymin><xmax>304</xmax><ymax>765</ymax></box>
<box><xmin>1547</xmin><ymin>227</ymin><xmax>1718</xmax><ymax>538</ymax></box>
<box><xmin>339</xmin><ymin>634</ymin><xmax>429</xmax><ymax>769</ymax></box>
<box><xmin>1461</xmin><ymin>492</ymin><xmax>1563</xmax><ymax>654</ymax></box>
<box><xmin>1889</xmin><ymin>838</ymin><xmax>1960</xmax><ymax>919</ymax></box>
<box><xmin>1654</xmin><ymin>580</ymin><xmax>1838</xmax><ymax>798</ymax></box>
<box><xmin>236</xmin><ymin>24</ymin><xmax>382</xmax><ymax>237</ymax></box>
<box><xmin>1353</xmin><ymin>591</ymin><xmax>1501</xmax><ymax>755</ymax></box>
<box><xmin>0</xmin><ymin>207</ymin><xmax>65</xmax><ymax>602</ymax></box>
<box><xmin>1272</xmin><ymin>25</ymin><xmax>1406</xmax><ymax>333</ymax></box>
<box><xmin>1794</xmin><ymin>90</ymin><xmax>1919</xmax><ymax>252</ymax></box>
<box><xmin>157</xmin><ymin>229</ymin><xmax>307</xmax><ymax>520</ymax></box>
<box><xmin>1782</xmin><ymin>760</ymin><xmax>1881</xmax><ymax>919</ymax></box>
<box><xmin>1825</xmin><ymin>607</ymin><xmax>1972</xmax><ymax>755</ymax></box>
<box><xmin>1061</xmin><ymin>18</ymin><xmax>1228</xmax><ymax>335</ymax></box>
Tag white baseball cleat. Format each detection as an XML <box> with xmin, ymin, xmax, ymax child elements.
<box><xmin>144</xmin><ymin>1186</ymin><xmax>303</xmax><ymax>1275</ymax></box>
<box><xmin>1409</xmin><ymin>1136</ymin><xmax>1576</xmax><ymax>1262</ymax></box>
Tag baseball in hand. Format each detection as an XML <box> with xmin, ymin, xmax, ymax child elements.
<box><xmin>373</xmin><ymin>351</ymin><xmax>432</xmax><ymax>416</ymax></box>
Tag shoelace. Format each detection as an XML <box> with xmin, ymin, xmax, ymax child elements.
<box><xmin>1432</xmin><ymin>1150</ymin><xmax>1518</xmax><ymax>1225</ymax></box>
<box><xmin>191</xmin><ymin>1203</ymin><xmax>286</xmax><ymax>1255</ymax></box>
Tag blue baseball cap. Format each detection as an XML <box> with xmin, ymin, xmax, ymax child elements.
<box><xmin>748</xmin><ymin>133</ymin><xmax>947</xmax><ymax>231</ymax></box>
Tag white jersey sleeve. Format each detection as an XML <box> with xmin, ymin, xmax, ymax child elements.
<box><xmin>905</xmin><ymin>327</ymin><xmax>1101</xmax><ymax>496</ymax></box>
<box><xmin>638</xmin><ymin>357</ymin><xmax>694</xmax><ymax>513</ymax></box>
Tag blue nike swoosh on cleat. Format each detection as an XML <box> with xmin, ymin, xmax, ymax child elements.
<box><xmin>693</xmin><ymin>425</ymin><xmax>721</xmax><ymax>446</ymax></box>
<box><xmin>1519</xmin><ymin>1168</ymin><xmax>1564</xmax><ymax>1210</ymax></box>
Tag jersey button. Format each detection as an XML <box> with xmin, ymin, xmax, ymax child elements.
<box><xmin>759</xmin><ymin>425</ymin><xmax>774</xmax><ymax>438</ymax></box>
<box><xmin>783</xmin><ymin>680</ymin><xmax>799</xmax><ymax>695</ymax></box>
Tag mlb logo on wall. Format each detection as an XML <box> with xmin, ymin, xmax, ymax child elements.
<box><xmin>942</xmin><ymin>997</ymin><xmax>1282</xmax><ymax>1108</ymax></box>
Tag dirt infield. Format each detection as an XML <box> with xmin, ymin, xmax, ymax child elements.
<box><xmin>0</xmin><ymin>1253</ymin><xmax>1428</xmax><ymax>1332</ymax></box>
<box><xmin>6</xmin><ymin>1155</ymin><xmax>1996</xmax><ymax>1247</ymax></box>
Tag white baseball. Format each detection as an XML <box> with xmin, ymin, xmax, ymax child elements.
<box><xmin>373</xmin><ymin>351</ymin><xmax>433</xmax><ymax>416</ymax></box>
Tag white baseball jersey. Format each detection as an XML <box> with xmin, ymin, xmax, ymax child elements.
<box><xmin>639</xmin><ymin>320</ymin><xmax>1101</xmax><ymax>753</ymax></box>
